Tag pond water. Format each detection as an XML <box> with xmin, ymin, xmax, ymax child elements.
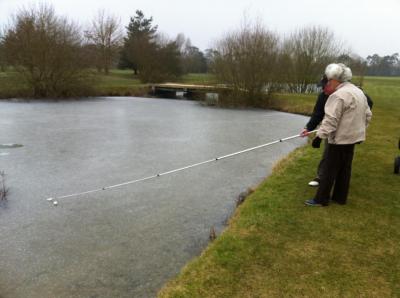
<box><xmin>0</xmin><ymin>97</ymin><xmax>308</xmax><ymax>297</ymax></box>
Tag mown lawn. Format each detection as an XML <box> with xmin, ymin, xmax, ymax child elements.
<box><xmin>158</xmin><ymin>77</ymin><xmax>400</xmax><ymax>297</ymax></box>
<box><xmin>0</xmin><ymin>69</ymin><xmax>216</xmax><ymax>98</ymax></box>
<box><xmin>95</xmin><ymin>70</ymin><xmax>217</xmax><ymax>86</ymax></box>
<box><xmin>93</xmin><ymin>69</ymin><xmax>148</xmax><ymax>96</ymax></box>
<box><xmin>178</xmin><ymin>73</ymin><xmax>217</xmax><ymax>85</ymax></box>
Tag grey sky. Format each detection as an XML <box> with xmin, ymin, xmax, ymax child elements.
<box><xmin>1</xmin><ymin>0</ymin><xmax>399</xmax><ymax>58</ymax></box>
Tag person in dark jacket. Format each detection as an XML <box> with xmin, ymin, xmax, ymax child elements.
<box><xmin>301</xmin><ymin>74</ymin><xmax>373</xmax><ymax>186</ymax></box>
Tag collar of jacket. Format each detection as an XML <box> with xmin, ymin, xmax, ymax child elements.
<box><xmin>336</xmin><ymin>81</ymin><xmax>351</xmax><ymax>91</ymax></box>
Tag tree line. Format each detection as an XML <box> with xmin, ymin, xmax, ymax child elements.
<box><xmin>0</xmin><ymin>5</ymin><xmax>209</xmax><ymax>97</ymax></box>
<box><xmin>365</xmin><ymin>53</ymin><xmax>400</xmax><ymax>76</ymax></box>
<box><xmin>0</xmin><ymin>4</ymin><xmax>398</xmax><ymax>100</ymax></box>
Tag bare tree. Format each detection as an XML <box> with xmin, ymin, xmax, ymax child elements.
<box><xmin>337</xmin><ymin>53</ymin><xmax>367</xmax><ymax>85</ymax></box>
<box><xmin>3</xmin><ymin>4</ymin><xmax>92</xmax><ymax>97</ymax></box>
<box><xmin>154</xmin><ymin>31</ymin><xmax>171</xmax><ymax>47</ymax></box>
<box><xmin>213</xmin><ymin>21</ymin><xmax>279</xmax><ymax>106</ymax></box>
<box><xmin>0</xmin><ymin>30</ymin><xmax>6</xmax><ymax>72</ymax></box>
<box><xmin>175</xmin><ymin>34</ymin><xmax>207</xmax><ymax>74</ymax></box>
<box><xmin>85</xmin><ymin>10</ymin><xmax>123</xmax><ymax>74</ymax></box>
<box><xmin>279</xmin><ymin>26</ymin><xmax>344</xmax><ymax>93</ymax></box>
<box><xmin>175</xmin><ymin>33</ymin><xmax>186</xmax><ymax>53</ymax></box>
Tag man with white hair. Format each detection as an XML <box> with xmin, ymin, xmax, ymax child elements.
<box><xmin>305</xmin><ymin>63</ymin><xmax>372</xmax><ymax>206</ymax></box>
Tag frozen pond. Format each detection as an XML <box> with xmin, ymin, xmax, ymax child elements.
<box><xmin>0</xmin><ymin>97</ymin><xmax>307</xmax><ymax>297</ymax></box>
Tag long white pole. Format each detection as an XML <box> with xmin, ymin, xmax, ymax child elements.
<box><xmin>46</xmin><ymin>131</ymin><xmax>317</xmax><ymax>206</ymax></box>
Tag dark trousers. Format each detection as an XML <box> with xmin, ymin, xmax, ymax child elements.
<box><xmin>317</xmin><ymin>139</ymin><xmax>329</xmax><ymax>179</ymax></box>
<box><xmin>314</xmin><ymin>144</ymin><xmax>355</xmax><ymax>205</ymax></box>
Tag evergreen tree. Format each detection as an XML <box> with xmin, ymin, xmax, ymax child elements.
<box><xmin>120</xmin><ymin>10</ymin><xmax>158</xmax><ymax>74</ymax></box>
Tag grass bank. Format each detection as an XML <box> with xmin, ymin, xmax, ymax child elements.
<box><xmin>158</xmin><ymin>76</ymin><xmax>400</xmax><ymax>297</ymax></box>
<box><xmin>0</xmin><ymin>69</ymin><xmax>216</xmax><ymax>99</ymax></box>
<box><xmin>266</xmin><ymin>93</ymin><xmax>316</xmax><ymax>116</ymax></box>
<box><xmin>93</xmin><ymin>71</ymin><xmax>217</xmax><ymax>97</ymax></box>
<box><xmin>93</xmin><ymin>69</ymin><xmax>148</xmax><ymax>96</ymax></box>
<box><xmin>0</xmin><ymin>71</ymin><xmax>31</xmax><ymax>98</ymax></box>
<box><xmin>0</xmin><ymin>69</ymin><xmax>149</xmax><ymax>98</ymax></box>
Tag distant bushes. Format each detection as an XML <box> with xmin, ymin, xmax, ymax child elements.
<box><xmin>279</xmin><ymin>26</ymin><xmax>342</xmax><ymax>93</ymax></box>
<box><xmin>119</xmin><ymin>10</ymin><xmax>183</xmax><ymax>83</ymax></box>
<box><xmin>210</xmin><ymin>22</ymin><xmax>346</xmax><ymax>107</ymax></box>
<box><xmin>212</xmin><ymin>22</ymin><xmax>279</xmax><ymax>107</ymax></box>
<box><xmin>2</xmin><ymin>5</ymin><xmax>95</xmax><ymax>98</ymax></box>
<box><xmin>365</xmin><ymin>53</ymin><xmax>400</xmax><ymax>76</ymax></box>
<box><xmin>1</xmin><ymin>4</ymin><xmax>396</xmax><ymax>102</ymax></box>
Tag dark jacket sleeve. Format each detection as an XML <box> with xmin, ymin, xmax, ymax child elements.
<box><xmin>357</xmin><ymin>86</ymin><xmax>373</xmax><ymax>110</ymax></box>
<box><xmin>365</xmin><ymin>93</ymin><xmax>373</xmax><ymax>110</ymax></box>
<box><xmin>305</xmin><ymin>92</ymin><xmax>329</xmax><ymax>131</ymax></box>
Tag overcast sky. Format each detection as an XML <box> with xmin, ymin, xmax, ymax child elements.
<box><xmin>1</xmin><ymin>0</ymin><xmax>399</xmax><ymax>58</ymax></box>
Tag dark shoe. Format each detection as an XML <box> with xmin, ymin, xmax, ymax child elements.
<box><xmin>304</xmin><ymin>199</ymin><xmax>326</xmax><ymax>207</ymax></box>
<box><xmin>308</xmin><ymin>177</ymin><xmax>320</xmax><ymax>187</ymax></box>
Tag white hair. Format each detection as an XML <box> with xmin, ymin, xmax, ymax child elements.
<box><xmin>325</xmin><ymin>63</ymin><xmax>352</xmax><ymax>82</ymax></box>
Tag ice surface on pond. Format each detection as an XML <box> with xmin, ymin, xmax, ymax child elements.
<box><xmin>0</xmin><ymin>97</ymin><xmax>308</xmax><ymax>297</ymax></box>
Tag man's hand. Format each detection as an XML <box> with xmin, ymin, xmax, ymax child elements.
<box><xmin>300</xmin><ymin>129</ymin><xmax>310</xmax><ymax>137</ymax></box>
<box><xmin>312</xmin><ymin>137</ymin><xmax>322</xmax><ymax>148</ymax></box>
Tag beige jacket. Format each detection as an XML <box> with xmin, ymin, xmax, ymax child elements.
<box><xmin>317</xmin><ymin>82</ymin><xmax>372</xmax><ymax>144</ymax></box>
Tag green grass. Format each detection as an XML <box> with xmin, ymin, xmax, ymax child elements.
<box><xmin>97</xmin><ymin>69</ymin><xmax>142</xmax><ymax>87</ymax></box>
<box><xmin>0</xmin><ymin>69</ymin><xmax>217</xmax><ymax>98</ymax></box>
<box><xmin>93</xmin><ymin>70</ymin><xmax>217</xmax><ymax>96</ymax></box>
<box><xmin>92</xmin><ymin>69</ymin><xmax>148</xmax><ymax>96</ymax></box>
<box><xmin>267</xmin><ymin>93</ymin><xmax>316</xmax><ymax>115</ymax></box>
<box><xmin>158</xmin><ymin>77</ymin><xmax>400</xmax><ymax>297</ymax></box>
<box><xmin>0</xmin><ymin>70</ymin><xmax>31</xmax><ymax>98</ymax></box>
<box><xmin>177</xmin><ymin>73</ymin><xmax>217</xmax><ymax>85</ymax></box>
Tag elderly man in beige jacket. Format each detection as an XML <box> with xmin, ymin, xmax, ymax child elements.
<box><xmin>305</xmin><ymin>63</ymin><xmax>372</xmax><ymax>206</ymax></box>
